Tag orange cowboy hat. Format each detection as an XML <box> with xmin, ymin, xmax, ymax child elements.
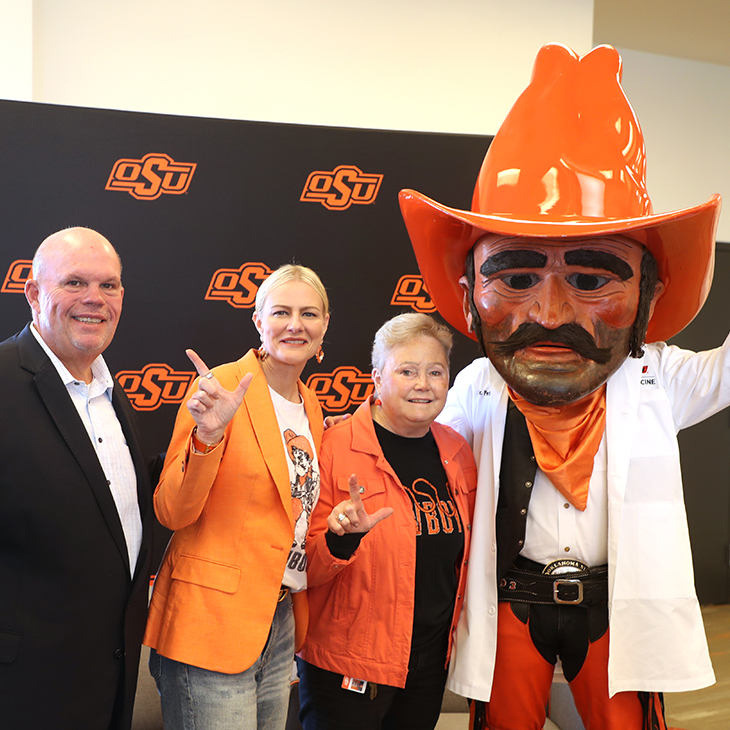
<box><xmin>399</xmin><ymin>43</ymin><xmax>721</xmax><ymax>343</ymax></box>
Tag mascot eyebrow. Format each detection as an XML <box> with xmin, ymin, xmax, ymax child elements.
<box><xmin>480</xmin><ymin>248</ymin><xmax>634</xmax><ymax>281</ymax></box>
<box><xmin>480</xmin><ymin>250</ymin><xmax>547</xmax><ymax>276</ymax></box>
<box><xmin>564</xmin><ymin>249</ymin><xmax>634</xmax><ymax>280</ymax></box>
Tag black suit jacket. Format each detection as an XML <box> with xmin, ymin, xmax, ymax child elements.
<box><xmin>0</xmin><ymin>324</ymin><xmax>153</xmax><ymax>730</ymax></box>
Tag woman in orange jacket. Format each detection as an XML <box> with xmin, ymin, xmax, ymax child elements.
<box><xmin>297</xmin><ymin>313</ymin><xmax>477</xmax><ymax>730</ymax></box>
<box><xmin>144</xmin><ymin>264</ymin><xmax>329</xmax><ymax>730</ymax></box>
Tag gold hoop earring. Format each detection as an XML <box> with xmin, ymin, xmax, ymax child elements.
<box><xmin>257</xmin><ymin>344</ymin><xmax>268</xmax><ymax>361</ymax></box>
<box><xmin>315</xmin><ymin>345</ymin><xmax>324</xmax><ymax>363</ymax></box>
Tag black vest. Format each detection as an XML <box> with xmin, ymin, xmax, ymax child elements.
<box><xmin>496</xmin><ymin>400</ymin><xmax>538</xmax><ymax>580</ymax></box>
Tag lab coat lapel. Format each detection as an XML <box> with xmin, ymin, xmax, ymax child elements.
<box><xmin>604</xmin><ymin>357</ymin><xmax>641</xmax><ymax>598</ymax></box>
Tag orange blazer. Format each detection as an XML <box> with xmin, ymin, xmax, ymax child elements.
<box><xmin>144</xmin><ymin>349</ymin><xmax>323</xmax><ymax>674</ymax></box>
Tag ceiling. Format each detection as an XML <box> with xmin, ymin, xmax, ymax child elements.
<box><xmin>593</xmin><ymin>0</ymin><xmax>730</xmax><ymax>67</ymax></box>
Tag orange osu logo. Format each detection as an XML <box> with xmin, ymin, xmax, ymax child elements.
<box><xmin>116</xmin><ymin>364</ymin><xmax>196</xmax><ymax>411</ymax></box>
<box><xmin>205</xmin><ymin>262</ymin><xmax>274</xmax><ymax>308</ymax></box>
<box><xmin>390</xmin><ymin>275</ymin><xmax>436</xmax><ymax>313</ymax></box>
<box><xmin>306</xmin><ymin>366</ymin><xmax>374</xmax><ymax>413</ymax></box>
<box><xmin>105</xmin><ymin>153</ymin><xmax>197</xmax><ymax>200</ymax></box>
<box><xmin>300</xmin><ymin>165</ymin><xmax>383</xmax><ymax>211</ymax></box>
<box><xmin>1</xmin><ymin>259</ymin><xmax>33</xmax><ymax>293</ymax></box>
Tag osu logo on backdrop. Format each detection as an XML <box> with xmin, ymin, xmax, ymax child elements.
<box><xmin>390</xmin><ymin>274</ymin><xmax>435</xmax><ymax>313</ymax></box>
<box><xmin>306</xmin><ymin>367</ymin><xmax>374</xmax><ymax>413</ymax></box>
<box><xmin>116</xmin><ymin>364</ymin><xmax>196</xmax><ymax>411</ymax></box>
<box><xmin>301</xmin><ymin>165</ymin><xmax>383</xmax><ymax>211</ymax></box>
<box><xmin>1</xmin><ymin>260</ymin><xmax>32</xmax><ymax>293</ymax></box>
<box><xmin>205</xmin><ymin>262</ymin><xmax>273</xmax><ymax>308</ymax></box>
<box><xmin>106</xmin><ymin>153</ymin><xmax>197</xmax><ymax>200</ymax></box>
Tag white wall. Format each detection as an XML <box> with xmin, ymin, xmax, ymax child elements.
<box><xmin>619</xmin><ymin>49</ymin><xmax>730</xmax><ymax>242</ymax></box>
<box><xmin>25</xmin><ymin>0</ymin><xmax>592</xmax><ymax>134</ymax></box>
<box><xmin>1</xmin><ymin>1</ymin><xmax>729</xmax><ymax>240</ymax></box>
<box><xmin>0</xmin><ymin>0</ymin><xmax>32</xmax><ymax>100</ymax></box>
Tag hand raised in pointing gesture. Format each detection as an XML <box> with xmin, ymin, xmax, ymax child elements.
<box><xmin>327</xmin><ymin>474</ymin><xmax>394</xmax><ymax>536</ymax></box>
<box><xmin>185</xmin><ymin>348</ymin><xmax>253</xmax><ymax>445</ymax></box>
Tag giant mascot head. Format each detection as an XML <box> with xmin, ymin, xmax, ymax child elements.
<box><xmin>399</xmin><ymin>43</ymin><xmax>721</xmax><ymax>406</ymax></box>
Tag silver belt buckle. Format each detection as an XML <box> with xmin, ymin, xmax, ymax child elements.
<box><xmin>543</xmin><ymin>559</ymin><xmax>588</xmax><ymax>605</ymax></box>
<box><xmin>553</xmin><ymin>578</ymin><xmax>583</xmax><ymax>604</ymax></box>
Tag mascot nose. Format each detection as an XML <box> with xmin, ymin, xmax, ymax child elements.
<box><xmin>527</xmin><ymin>276</ymin><xmax>576</xmax><ymax>329</ymax></box>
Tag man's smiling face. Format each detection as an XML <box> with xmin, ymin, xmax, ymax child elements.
<box><xmin>25</xmin><ymin>229</ymin><xmax>124</xmax><ymax>381</ymax></box>
<box><xmin>461</xmin><ymin>234</ymin><xmax>650</xmax><ymax>406</ymax></box>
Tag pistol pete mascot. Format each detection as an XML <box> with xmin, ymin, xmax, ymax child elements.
<box><xmin>399</xmin><ymin>43</ymin><xmax>728</xmax><ymax>730</ymax></box>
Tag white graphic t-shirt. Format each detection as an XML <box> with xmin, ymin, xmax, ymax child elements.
<box><xmin>269</xmin><ymin>386</ymin><xmax>320</xmax><ymax>592</ymax></box>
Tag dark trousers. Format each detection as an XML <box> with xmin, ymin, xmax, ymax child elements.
<box><xmin>296</xmin><ymin>642</ymin><xmax>448</xmax><ymax>730</ymax></box>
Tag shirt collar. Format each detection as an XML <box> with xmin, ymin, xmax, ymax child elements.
<box><xmin>30</xmin><ymin>323</ymin><xmax>114</xmax><ymax>394</ymax></box>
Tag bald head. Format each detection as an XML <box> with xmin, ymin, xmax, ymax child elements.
<box><xmin>25</xmin><ymin>227</ymin><xmax>125</xmax><ymax>382</ymax></box>
<box><xmin>32</xmin><ymin>228</ymin><xmax>122</xmax><ymax>281</ymax></box>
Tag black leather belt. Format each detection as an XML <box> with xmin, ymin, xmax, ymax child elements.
<box><xmin>498</xmin><ymin>555</ymin><xmax>608</xmax><ymax>607</ymax></box>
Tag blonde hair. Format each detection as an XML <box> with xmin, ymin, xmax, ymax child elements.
<box><xmin>371</xmin><ymin>313</ymin><xmax>453</xmax><ymax>372</ymax></box>
<box><xmin>255</xmin><ymin>264</ymin><xmax>329</xmax><ymax>314</ymax></box>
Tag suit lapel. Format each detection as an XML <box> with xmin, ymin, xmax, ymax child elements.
<box><xmin>241</xmin><ymin>353</ymin><xmax>294</xmax><ymax>524</ymax></box>
<box><xmin>112</xmin><ymin>381</ymin><xmax>153</xmax><ymax>581</ymax></box>
<box><xmin>113</xmin><ymin>381</ymin><xmax>151</xmax><ymax>522</ymax></box>
<box><xmin>18</xmin><ymin>325</ymin><xmax>132</xmax><ymax>575</ymax></box>
<box><xmin>239</xmin><ymin>350</ymin><xmax>326</xmax><ymax>527</ymax></box>
<box><xmin>300</xmin><ymin>381</ymin><xmax>324</xmax><ymax>450</ymax></box>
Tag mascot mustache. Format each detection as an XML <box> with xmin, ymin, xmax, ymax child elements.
<box><xmin>488</xmin><ymin>323</ymin><xmax>613</xmax><ymax>364</ymax></box>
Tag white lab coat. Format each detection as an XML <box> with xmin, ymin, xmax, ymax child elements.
<box><xmin>439</xmin><ymin>335</ymin><xmax>730</xmax><ymax>700</ymax></box>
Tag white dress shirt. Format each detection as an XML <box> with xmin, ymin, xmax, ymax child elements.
<box><xmin>521</xmin><ymin>436</ymin><xmax>609</xmax><ymax>568</ymax></box>
<box><xmin>31</xmin><ymin>324</ymin><xmax>142</xmax><ymax>575</ymax></box>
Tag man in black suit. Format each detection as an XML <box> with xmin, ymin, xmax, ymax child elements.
<box><xmin>0</xmin><ymin>227</ymin><xmax>152</xmax><ymax>729</ymax></box>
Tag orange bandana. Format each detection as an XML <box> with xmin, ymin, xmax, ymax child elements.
<box><xmin>508</xmin><ymin>386</ymin><xmax>607</xmax><ymax>511</ymax></box>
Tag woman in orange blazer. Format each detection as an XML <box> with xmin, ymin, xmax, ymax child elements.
<box><xmin>144</xmin><ymin>264</ymin><xmax>329</xmax><ymax>730</ymax></box>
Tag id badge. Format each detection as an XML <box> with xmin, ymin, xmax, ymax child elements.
<box><xmin>341</xmin><ymin>676</ymin><xmax>367</xmax><ymax>693</ymax></box>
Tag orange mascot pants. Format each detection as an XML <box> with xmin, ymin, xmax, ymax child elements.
<box><xmin>469</xmin><ymin>602</ymin><xmax>668</xmax><ymax>730</ymax></box>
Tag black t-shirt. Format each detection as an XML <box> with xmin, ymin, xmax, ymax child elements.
<box><xmin>374</xmin><ymin>421</ymin><xmax>465</xmax><ymax>652</ymax></box>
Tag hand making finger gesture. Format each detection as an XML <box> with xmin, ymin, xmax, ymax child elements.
<box><xmin>327</xmin><ymin>474</ymin><xmax>394</xmax><ymax>536</ymax></box>
<box><xmin>185</xmin><ymin>349</ymin><xmax>253</xmax><ymax>445</ymax></box>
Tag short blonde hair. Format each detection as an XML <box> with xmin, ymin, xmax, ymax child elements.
<box><xmin>371</xmin><ymin>313</ymin><xmax>453</xmax><ymax>372</ymax></box>
<box><xmin>255</xmin><ymin>264</ymin><xmax>329</xmax><ymax>314</ymax></box>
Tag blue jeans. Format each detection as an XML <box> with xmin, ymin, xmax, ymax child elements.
<box><xmin>149</xmin><ymin>594</ymin><xmax>295</xmax><ymax>730</ymax></box>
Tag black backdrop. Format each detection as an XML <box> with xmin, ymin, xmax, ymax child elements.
<box><xmin>0</xmin><ymin>98</ymin><xmax>490</xmax><ymax>459</ymax></box>
<box><xmin>0</xmin><ymin>99</ymin><xmax>490</xmax><ymax>573</ymax></box>
<box><xmin>0</xmin><ymin>99</ymin><xmax>727</xmax><ymax>603</ymax></box>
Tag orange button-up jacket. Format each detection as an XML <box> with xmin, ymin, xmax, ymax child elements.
<box><xmin>299</xmin><ymin>399</ymin><xmax>477</xmax><ymax>688</ymax></box>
